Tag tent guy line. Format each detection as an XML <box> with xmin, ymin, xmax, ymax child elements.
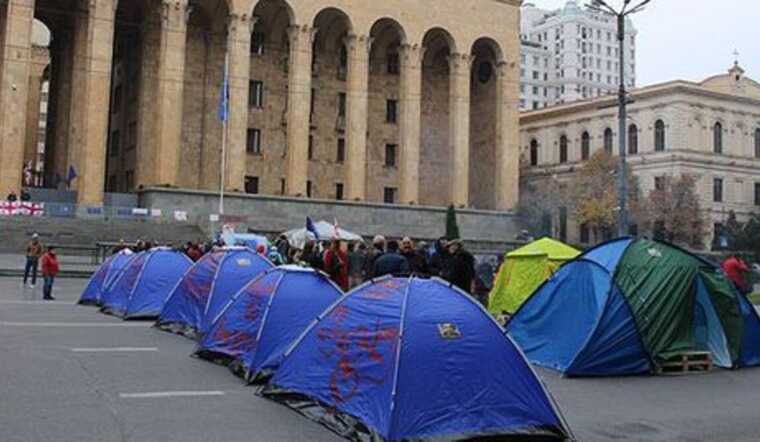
<box><xmin>119</xmin><ymin>391</ymin><xmax>226</xmax><ymax>399</ymax></box>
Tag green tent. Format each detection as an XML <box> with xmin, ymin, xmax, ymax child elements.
<box><xmin>488</xmin><ymin>238</ymin><xmax>580</xmax><ymax>315</ymax></box>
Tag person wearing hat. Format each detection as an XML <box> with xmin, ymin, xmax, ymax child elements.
<box><xmin>23</xmin><ymin>233</ymin><xmax>44</xmax><ymax>288</ymax></box>
<box><xmin>443</xmin><ymin>239</ymin><xmax>475</xmax><ymax>295</ymax></box>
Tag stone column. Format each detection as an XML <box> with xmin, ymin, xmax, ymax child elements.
<box><xmin>224</xmin><ymin>13</ymin><xmax>255</xmax><ymax>192</ymax></box>
<box><xmin>448</xmin><ymin>52</ymin><xmax>473</xmax><ymax>207</ymax></box>
<box><xmin>154</xmin><ymin>0</ymin><xmax>189</xmax><ymax>186</ymax></box>
<box><xmin>285</xmin><ymin>25</ymin><xmax>315</xmax><ymax>197</ymax></box>
<box><xmin>344</xmin><ymin>33</ymin><xmax>371</xmax><ymax>201</ymax></box>
<box><xmin>494</xmin><ymin>61</ymin><xmax>520</xmax><ymax>211</ymax></box>
<box><xmin>398</xmin><ymin>43</ymin><xmax>424</xmax><ymax>204</ymax></box>
<box><xmin>0</xmin><ymin>0</ymin><xmax>35</xmax><ymax>198</ymax></box>
<box><xmin>67</xmin><ymin>0</ymin><xmax>117</xmax><ymax>205</ymax></box>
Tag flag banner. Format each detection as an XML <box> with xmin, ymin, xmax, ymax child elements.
<box><xmin>174</xmin><ymin>211</ymin><xmax>188</xmax><ymax>222</ymax></box>
<box><xmin>218</xmin><ymin>59</ymin><xmax>230</xmax><ymax>122</ymax></box>
<box><xmin>306</xmin><ymin>216</ymin><xmax>319</xmax><ymax>240</ymax></box>
<box><xmin>0</xmin><ymin>202</ymin><xmax>45</xmax><ymax>217</ymax></box>
<box><xmin>67</xmin><ymin>165</ymin><xmax>78</xmax><ymax>185</ymax></box>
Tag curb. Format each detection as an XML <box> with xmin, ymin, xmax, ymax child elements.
<box><xmin>0</xmin><ymin>270</ymin><xmax>93</xmax><ymax>279</ymax></box>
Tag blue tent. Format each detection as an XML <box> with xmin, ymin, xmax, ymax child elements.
<box><xmin>507</xmin><ymin>238</ymin><xmax>760</xmax><ymax>376</ymax></box>
<box><xmin>100</xmin><ymin>248</ymin><xmax>192</xmax><ymax>319</ymax></box>
<box><xmin>156</xmin><ymin>247</ymin><xmax>273</xmax><ymax>338</ymax></box>
<box><xmin>79</xmin><ymin>250</ymin><xmax>137</xmax><ymax>306</ymax></box>
<box><xmin>262</xmin><ymin>276</ymin><xmax>570</xmax><ymax>441</ymax></box>
<box><xmin>197</xmin><ymin>266</ymin><xmax>343</xmax><ymax>382</ymax></box>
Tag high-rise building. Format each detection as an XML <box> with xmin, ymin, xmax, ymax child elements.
<box><xmin>520</xmin><ymin>0</ymin><xmax>637</xmax><ymax>110</ymax></box>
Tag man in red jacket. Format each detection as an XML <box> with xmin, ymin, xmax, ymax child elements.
<box><xmin>722</xmin><ymin>254</ymin><xmax>751</xmax><ymax>295</ymax></box>
<box><xmin>41</xmin><ymin>247</ymin><xmax>60</xmax><ymax>301</ymax></box>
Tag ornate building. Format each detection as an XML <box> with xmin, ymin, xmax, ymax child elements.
<box><xmin>0</xmin><ymin>0</ymin><xmax>522</xmax><ymax>212</ymax></box>
<box><xmin>520</xmin><ymin>63</ymin><xmax>760</xmax><ymax>247</ymax></box>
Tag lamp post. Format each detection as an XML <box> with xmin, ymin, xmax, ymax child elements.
<box><xmin>587</xmin><ymin>0</ymin><xmax>651</xmax><ymax>237</ymax></box>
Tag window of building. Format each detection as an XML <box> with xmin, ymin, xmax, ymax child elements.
<box><xmin>559</xmin><ymin>206</ymin><xmax>568</xmax><ymax>242</ymax></box>
<box><xmin>251</xmin><ymin>32</ymin><xmax>265</xmax><ymax>55</ymax></box>
<box><xmin>755</xmin><ymin>128</ymin><xmax>760</xmax><ymax>158</ymax></box>
<box><xmin>127</xmin><ymin>122</ymin><xmax>137</xmax><ymax>151</ymax></box>
<box><xmin>713</xmin><ymin>122</ymin><xmax>723</xmax><ymax>154</ymax></box>
<box><xmin>755</xmin><ymin>182</ymin><xmax>760</xmax><ymax>206</ymax></box>
<box><xmin>110</xmin><ymin>131</ymin><xmax>120</xmax><ymax>157</ymax></box>
<box><xmin>310</xmin><ymin>88</ymin><xmax>316</xmax><ymax>121</ymax></box>
<box><xmin>387</xmin><ymin>50</ymin><xmax>400</xmax><ymax>75</ymax></box>
<box><xmin>385</xmin><ymin>144</ymin><xmax>397</xmax><ymax>167</ymax></box>
<box><xmin>532</xmin><ymin>101</ymin><xmax>539</xmax><ymax>110</ymax></box>
<box><xmin>125</xmin><ymin>170</ymin><xmax>134</xmax><ymax>192</ymax></box>
<box><xmin>654</xmin><ymin>176</ymin><xmax>665</xmax><ymax>191</ymax></box>
<box><xmin>245</xmin><ymin>176</ymin><xmax>259</xmax><ymax>194</ymax></box>
<box><xmin>306</xmin><ymin>180</ymin><xmax>313</xmax><ymax>198</ymax></box>
<box><xmin>335</xmin><ymin>183</ymin><xmax>344</xmax><ymax>201</ymax></box>
<box><xmin>532</xmin><ymin>86</ymin><xmax>539</xmax><ymax>95</ymax></box>
<box><xmin>280</xmin><ymin>178</ymin><xmax>286</xmax><ymax>195</ymax></box>
<box><xmin>108</xmin><ymin>175</ymin><xmax>118</xmax><ymax>192</ymax></box>
<box><xmin>559</xmin><ymin>135</ymin><xmax>568</xmax><ymax>164</ymax></box>
<box><xmin>308</xmin><ymin>135</ymin><xmax>314</xmax><ymax>160</ymax></box>
<box><xmin>336</xmin><ymin>138</ymin><xmax>345</xmax><ymax>163</ymax></box>
<box><xmin>532</xmin><ymin>71</ymin><xmax>539</xmax><ymax>80</ymax></box>
<box><xmin>338</xmin><ymin>45</ymin><xmax>348</xmax><ymax>80</ymax></box>
<box><xmin>530</xmin><ymin>139</ymin><xmax>539</xmax><ymax>166</ymax></box>
<box><xmin>604</xmin><ymin>128</ymin><xmax>614</xmax><ymax>153</ymax></box>
<box><xmin>338</xmin><ymin>92</ymin><xmax>347</xmax><ymax>118</ymax></box>
<box><xmin>386</xmin><ymin>99</ymin><xmax>398</xmax><ymax>124</ymax></box>
<box><xmin>713</xmin><ymin>177</ymin><xmax>723</xmax><ymax>203</ymax></box>
<box><xmin>383</xmin><ymin>187</ymin><xmax>397</xmax><ymax>204</ymax></box>
<box><xmin>628</xmin><ymin>124</ymin><xmax>638</xmax><ymax>155</ymax></box>
<box><xmin>249</xmin><ymin>80</ymin><xmax>264</xmax><ymax>108</ymax></box>
<box><xmin>580</xmin><ymin>223</ymin><xmax>590</xmax><ymax>244</ymax></box>
<box><xmin>654</xmin><ymin>119</ymin><xmax>666</xmax><ymax>152</ymax></box>
<box><xmin>581</xmin><ymin>131</ymin><xmax>590</xmax><ymax>160</ymax></box>
<box><xmin>246</xmin><ymin>128</ymin><xmax>261</xmax><ymax>154</ymax></box>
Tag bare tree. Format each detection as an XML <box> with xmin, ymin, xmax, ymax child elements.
<box><xmin>643</xmin><ymin>174</ymin><xmax>706</xmax><ymax>249</ymax></box>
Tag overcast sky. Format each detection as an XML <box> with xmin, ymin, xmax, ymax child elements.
<box><xmin>530</xmin><ymin>0</ymin><xmax>760</xmax><ymax>86</ymax></box>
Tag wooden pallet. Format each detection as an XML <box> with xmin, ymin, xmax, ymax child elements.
<box><xmin>659</xmin><ymin>351</ymin><xmax>713</xmax><ymax>375</ymax></box>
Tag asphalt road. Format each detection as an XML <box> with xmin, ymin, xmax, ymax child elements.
<box><xmin>2</xmin><ymin>277</ymin><xmax>760</xmax><ymax>442</ymax></box>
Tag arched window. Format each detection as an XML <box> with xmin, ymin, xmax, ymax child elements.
<box><xmin>581</xmin><ymin>131</ymin><xmax>590</xmax><ymax>160</ymax></box>
<box><xmin>754</xmin><ymin>128</ymin><xmax>760</xmax><ymax>158</ymax></box>
<box><xmin>559</xmin><ymin>135</ymin><xmax>568</xmax><ymax>164</ymax></box>
<box><xmin>628</xmin><ymin>124</ymin><xmax>638</xmax><ymax>155</ymax></box>
<box><xmin>604</xmin><ymin>128</ymin><xmax>614</xmax><ymax>154</ymax></box>
<box><xmin>654</xmin><ymin>119</ymin><xmax>666</xmax><ymax>152</ymax></box>
<box><xmin>713</xmin><ymin>122</ymin><xmax>723</xmax><ymax>154</ymax></box>
<box><xmin>530</xmin><ymin>139</ymin><xmax>539</xmax><ymax>166</ymax></box>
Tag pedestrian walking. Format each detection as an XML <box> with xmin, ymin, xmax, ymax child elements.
<box><xmin>40</xmin><ymin>246</ymin><xmax>60</xmax><ymax>300</ymax></box>
<box><xmin>23</xmin><ymin>233</ymin><xmax>44</xmax><ymax>288</ymax></box>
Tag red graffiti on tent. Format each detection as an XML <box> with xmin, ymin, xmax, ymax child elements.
<box><xmin>317</xmin><ymin>319</ymin><xmax>399</xmax><ymax>404</ymax></box>
<box><xmin>362</xmin><ymin>279</ymin><xmax>407</xmax><ymax>301</ymax></box>
<box><xmin>211</xmin><ymin>317</ymin><xmax>258</xmax><ymax>355</ymax></box>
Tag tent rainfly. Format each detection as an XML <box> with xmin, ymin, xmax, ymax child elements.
<box><xmin>79</xmin><ymin>249</ymin><xmax>136</xmax><ymax>306</ymax></box>
<box><xmin>507</xmin><ymin>238</ymin><xmax>760</xmax><ymax>376</ymax></box>
<box><xmin>283</xmin><ymin>220</ymin><xmax>363</xmax><ymax>249</ymax></box>
<box><xmin>489</xmin><ymin>238</ymin><xmax>580</xmax><ymax>315</ymax></box>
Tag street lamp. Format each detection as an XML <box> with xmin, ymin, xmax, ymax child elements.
<box><xmin>586</xmin><ymin>0</ymin><xmax>651</xmax><ymax>237</ymax></box>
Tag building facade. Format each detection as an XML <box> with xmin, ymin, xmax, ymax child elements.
<box><xmin>520</xmin><ymin>63</ymin><xmax>760</xmax><ymax>247</ymax></box>
<box><xmin>519</xmin><ymin>0</ymin><xmax>637</xmax><ymax>109</ymax></box>
<box><xmin>1</xmin><ymin>0</ymin><xmax>522</xmax><ymax>212</ymax></box>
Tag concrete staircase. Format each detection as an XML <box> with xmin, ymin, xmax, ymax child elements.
<box><xmin>0</xmin><ymin>217</ymin><xmax>205</xmax><ymax>254</ymax></box>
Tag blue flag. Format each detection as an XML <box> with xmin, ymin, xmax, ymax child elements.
<box><xmin>218</xmin><ymin>61</ymin><xmax>229</xmax><ymax>122</ymax></box>
<box><xmin>66</xmin><ymin>166</ymin><xmax>78</xmax><ymax>186</ymax></box>
<box><xmin>306</xmin><ymin>217</ymin><xmax>319</xmax><ymax>240</ymax></box>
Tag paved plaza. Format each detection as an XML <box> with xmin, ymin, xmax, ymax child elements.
<box><xmin>2</xmin><ymin>277</ymin><xmax>760</xmax><ymax>441</ymax></box>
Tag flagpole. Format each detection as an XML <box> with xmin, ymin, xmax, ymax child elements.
<box><xmin>219</xmin><ymin>52</ymin><xmax>229</xmax><ymax>217</ymax></box>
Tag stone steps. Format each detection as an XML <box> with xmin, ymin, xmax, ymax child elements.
<box><xmin>0</xmin><ymin>217</ymin><xmax>205</xmax><ymax>254</ymax></box>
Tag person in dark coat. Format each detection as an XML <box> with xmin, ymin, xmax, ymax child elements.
<box><xmin>443</xmin><ymin>239</ymin><xmax>475</xmax><ymax>294</ymax></box>
<box><xmin>400</xmin><ymin>237</ymin><xmax>429</xmax><ymax>275</ymax></box>
<box><xmin>364</xmin><ymin>235</ymin><xmax>386</xmax><ymax>280</ymax></box>
<box><xmin>302</xmin><ymin>240</ymin><xmax>323</xmax><ymax>270</ymax></box>
<box><xmin>373</xmin><ymin>240</ymin><xmax>410</xmax><ymax>277</ymax></box>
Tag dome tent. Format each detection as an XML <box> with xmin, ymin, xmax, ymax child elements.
<box><xmin>507</xmin><ymin>238</ymin><xmax>760</xmax><ymax>376</ymax></box>
<box><xmin>79</xmin><ymin>249</ymin><xmax>136</xmax><ymax>306</ymax></box>
<box><xmin>489</xmin><ymin>237</ymin><xmax>580</xmax><ymax>315</ymax></box>
<box><xmin>156</xmin><ymin>247</ymin><xmax>273</xmax><ymax>339</ymax></box>
<box><xmin>196</xmin><ymin>266</ymin><xmax>343</xmax><ymax>382</ymax></box>
<box><xmin>262</xmin><ymin>276</ymin><xmax>571</xmax><ymax>441</ymax></box>
<box><xmin>100</xmin><ymin>248</ymin><xmax>192</xmax><ymax>319</ymax></box>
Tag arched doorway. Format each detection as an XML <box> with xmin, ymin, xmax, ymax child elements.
<box><xmin>367</xmin><ymin>18</ymin><xmax>405</xmax><ymax>203</ymax></box>
<box><xmin>419</xmin><ymin>28</ymin><xmax>455</xmax><ymax>207</ymax></box>
<box><xmin>469</xmin><ymin>38</ymin><xmax>502</xmax><ymax>209</ymax></box>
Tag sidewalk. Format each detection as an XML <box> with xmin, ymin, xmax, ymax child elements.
<box><xmin>0</xmin><ymin>253</ymin><xmax>97</xmax><ymax>278</ymax></box>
